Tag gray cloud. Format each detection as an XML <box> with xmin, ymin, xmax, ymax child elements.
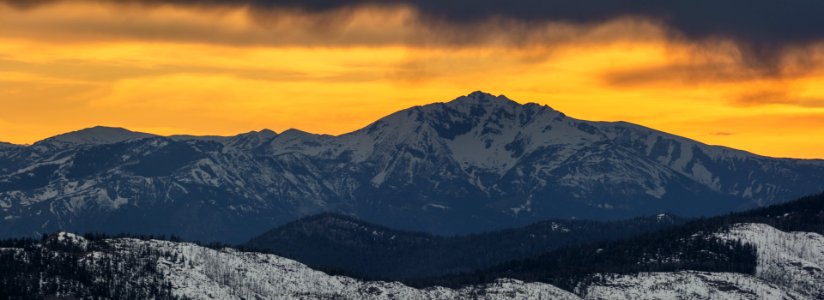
<box><xmin>4</xmin><ymin>0</ymin><xmax>824</xmax><ymax>65</ymax></box>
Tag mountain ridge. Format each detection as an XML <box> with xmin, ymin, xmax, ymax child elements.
<box><xmin>35</xmin><ymin>126</ymin><xmax>157</xmax><ymax>145</ymax></box>
<box><xmin>11</xmin><ymin>91</ymin><xmax>823</xmax><ymax>161</ymax></box>
<box><xmin>13</xmin><ymin>91</ymin><xmax>794</xmax><ymax>159</ymax></box>
<box><xmin>244</xmin><ymin>212</ymin><xmax>684</xmax><ymax>279</ymax></box>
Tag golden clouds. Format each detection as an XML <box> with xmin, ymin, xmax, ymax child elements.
<box><xmin>0</xmin><ymin>1</ymin><xmax>419</xmax><ymax>46</ymax></box>
<box><xmin>0</xmin><ymin>1</ymin><xmax>823</xmax><ymax>158</ymax></box>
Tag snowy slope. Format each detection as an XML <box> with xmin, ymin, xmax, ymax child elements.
<box><xmin>3</xmin><ymin>233</ymin><xmax>579</xmax><ymax>300</ymax></box>
<box><xmin>37</xmin><ymin>126</ymin><xmax>156</xmax><ymax>146</ymax></box>
<box><xmin>581</xmin><ymin>222</ymin><xmax>824</xmax><ymax>299</ymax></box>
<box><xmin>153</xmin><ymin>240</ymin><xmax>579</xmax><ymax>299</ymax></box>
<box><xmin>719</xmin><ymin>223</ymin><xmax>824</xmax><ymax>297</ymax></box>
<box><xmin>584</xmin><ymin>271</ymin><xmax>802</xmax><ymax>300</ymax></box>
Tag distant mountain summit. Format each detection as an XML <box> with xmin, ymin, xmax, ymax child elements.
<box><xmin>1</xmin><ymin>91</ymin><xmax>824</xmax><ymax>242</ymax></box>
<box><xmin>0</xmin><ymin>141</ymin><xmax>19</xmax><ymax>148</ymax></box>
<box><xmin>38</xmin><ymin>126</ymin><xmax>156</xmax><ymax>145</ymax></box>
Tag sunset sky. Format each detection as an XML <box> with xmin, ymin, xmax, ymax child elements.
<box><xmin>1</xmin><ymin>1</ymin><xmax>824</xmax><ymax>158</ymax></box>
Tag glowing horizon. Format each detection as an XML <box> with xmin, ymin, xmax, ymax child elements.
<box><xmin>1</xmin><ymin>1</ymin><xmax>824</xmax><ymax>159</ymax></box>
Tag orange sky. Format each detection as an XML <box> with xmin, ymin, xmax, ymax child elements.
<box><xmin>1</xmin><ymin>2</ymin><xmax>823</xmax><ymax>158</ymax></box>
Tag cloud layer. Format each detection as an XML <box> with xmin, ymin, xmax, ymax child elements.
<box><xmin>5</xmin><ymin>0</ymin><xmax>824</xmax><ymax>63</ymax></box>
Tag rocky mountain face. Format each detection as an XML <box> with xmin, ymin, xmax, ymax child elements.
<box><xmin>1</xmin><ymin>91</ymin><xmax>823</xmax><ymax>242</ymax></box>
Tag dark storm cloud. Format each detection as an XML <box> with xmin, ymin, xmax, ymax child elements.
<box><xmin>285</xmin><ymin>0</ymin><xmax>824</xmax><ymax>61</ymax></box>
<box><xmin>4</xmin><ymin>0</ymin><xmax>824</xmax><ymax>62</ymax></box>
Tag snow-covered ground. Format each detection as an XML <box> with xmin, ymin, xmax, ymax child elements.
<box><xmin>577</xmin><ymin>222</ymin><xmax>823</xmax><ymax>299</ymax></box>
<box><xmin>77</xmin><ymin>235</ymin><xmax>579</xmax><ymax>300</ymax></box>
<box><xmin>581</xmin><ymin>223</ymin><xmax>824</xmax><ymax>299</ymax></box>
<box><xmin>720</xmin><ymin>223</ymin><xmax>824</xmax><ymax>297</ymax></box>
<box><xmin>584</xmin><ymin>271</ymin><xmax>802</xmax><ymax>300</ymax></box>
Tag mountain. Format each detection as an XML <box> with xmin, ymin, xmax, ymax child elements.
<box><xmin>32</xmin><ymin>126</ymin><xmax>156</xmax><ymax>151</ymax></box>
<box><xmin>2</xmin><ymin>91</ymin><xmax>824</xmax><ymax>242</ymax></box>
<box><xmin>244</xmin><ymin>213</ymin><xmax>684</xmax><ymax>279</ymax></box>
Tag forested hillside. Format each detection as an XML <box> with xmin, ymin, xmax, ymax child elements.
<box><xmin>408</xmin><ymin>193</ymin><xmax>824</xmax><ymax>291</ymax></box>
<box><xmin>245</xmin><ymin>213</ymin><xmax>684</xmax><ymax>279</ymax></box>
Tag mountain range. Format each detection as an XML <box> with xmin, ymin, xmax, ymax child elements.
<box><xmin>2</xmin><ymin>91</ymin><xmax>824</xmax><ymax>242</ymax></box>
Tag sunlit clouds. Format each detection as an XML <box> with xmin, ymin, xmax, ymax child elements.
<box><xmin>0</xmin><ymin>1</ymin><xmax>823</xmax><ymax>158</ymax></box>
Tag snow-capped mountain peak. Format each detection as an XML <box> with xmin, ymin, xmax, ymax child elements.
<box><xmin>36</xmin><ymin>126</ymin><xmax>156</xmax><ymax>146</ymax></box>
<box><xmin>226</xmin><ymin>129</ymin><xmax>278</xmax><ymax>149</ymax></box>
<box><xmin>448</xmin><ymin>91</ymin><xmax>521</xmax><ymax>107</ymax></box>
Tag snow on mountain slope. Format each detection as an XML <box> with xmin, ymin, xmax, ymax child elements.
<box><xmin>0</xmin><ymin>142</ymin><xmax>22</xmax><ymax>166</ymax></box>
<box><xmin>37</xmin><ymin>126</ymin><xmax>156</xmax><ymax>146</ymax></box>
<box><xmin>583</xmin><ymin>271</ymin><xmax>802</xmax><ymax>300</ymax></box>
<box><xmin>581</xmin><ymin>222</ymin><xmax>824</xmax><ymax>299</ymax></box>
<box><xmin>22</xmin><ymin>233</ymin><xmax>580</xmax><ymax>300</ymax></box>
<box><xmin>334</xmin><ymin>91</ymin><xmax>824</xmax><ymax>208</ymax></box>
<box><xmin>317</xmin><ymin>92</ymin><xmax>824</xmax><ymax>229</ymax></box>
<box><xmin>719</xmin><ymin>223</ymin><xmax>824</xmax><ymax>297</ymax></box>
<box><xmin>156</xmin><ymin>240</ymin><xmax>579</xmax><ymax>300</ymax></box>
<box><xmin>225</xmin><ymin>129</ymin><xmax>278</xmax><ymax>149</ymax></box>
